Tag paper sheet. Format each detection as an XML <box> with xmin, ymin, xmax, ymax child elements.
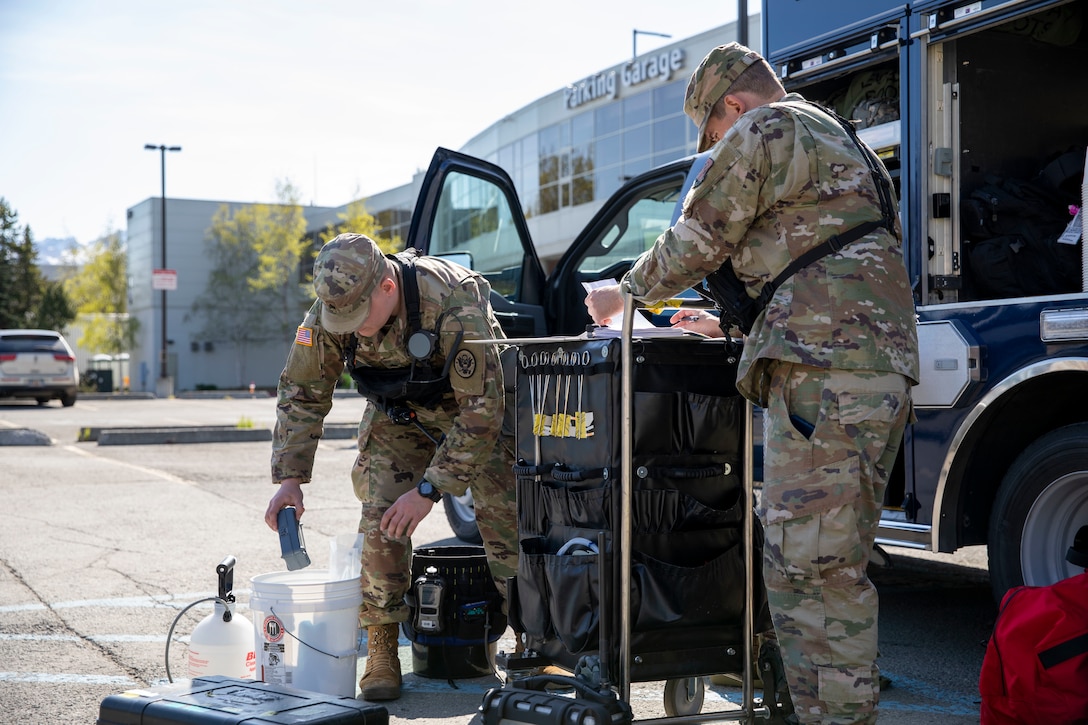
<box><xmin>582</xmin><ymin>280</ymin><xmax>699</xmax><ymax>337</ymax></box>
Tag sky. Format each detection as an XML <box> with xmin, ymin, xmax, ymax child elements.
<box><xmin>0</xmin><ymin>0</ymin><xmax>738</xmax><ymax>248</ymax></box>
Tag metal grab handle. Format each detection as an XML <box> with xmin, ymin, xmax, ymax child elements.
<box><xmin>635</xmin><ymin>464</ymin><xmax>730</xmax><ymax>479</ymax></box>
<box><xmin>552</xmin><ymin>464</ymin><xmax>608</xmax><ymax>482</ymax></box>
<box><xmin>512</xmin><ymin>462</ymin><xmax>552</xmax><ymax>476</ymax></box>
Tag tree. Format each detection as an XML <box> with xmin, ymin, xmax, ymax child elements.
<box><xmin>0</xmin><ymin>197</ymin><xmax>77</xmax><ymax>331</ymax></box>
<box><xmin>249</xmin><ymin>180</ymin><xmax>311</xmax><ymax>335</ymax></box>
<box><xmin>0</xmin><ymin>199</ymin><xmax>24</xmax><ymax>326</ymax></box>
<box><xmin>189</xmin><ymin>180</ymin><xmax>309</xmax><ymax>386</ymax></box>
<box><xmin>318</xmin><ymin>197</ymin><xmax>403</xmax><ymax>254</ymax></box>
<box><xmin>63</xmin><ymin>230</ymin><xmax>138</xmax><ymax>356</ymax></box>
<box><xmin>35</xmin><ymin>281</ymin><xmax>77</xmax><ymax>332</ymax></box>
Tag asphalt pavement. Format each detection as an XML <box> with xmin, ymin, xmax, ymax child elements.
<box><xmin>0</xmin><ymin>394</ymin><xmax>991</xmax><ymax>724</ymax></box>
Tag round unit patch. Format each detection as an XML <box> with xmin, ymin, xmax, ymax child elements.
<box><xmin>453</xmin><ymin>349</ymin><xmax>477</xmax><ymax>379</ymax></box>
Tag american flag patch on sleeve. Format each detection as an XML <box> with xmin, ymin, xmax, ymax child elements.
<box><xmin>295</xmin><ymin>326</ymin><xmax>313</xmax><ymax>346</ymax></box>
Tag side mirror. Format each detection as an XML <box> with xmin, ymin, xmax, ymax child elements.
<box><xmin>435</xmin><ymin>252</ymin><xmax>474</xmax><ymax>270</ymax></box>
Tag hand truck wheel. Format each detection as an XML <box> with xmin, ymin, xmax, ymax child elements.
<box><xmin>663</xmin><ymin>676</ymin><xmax>705</xmax><ymax>716</ymax></box>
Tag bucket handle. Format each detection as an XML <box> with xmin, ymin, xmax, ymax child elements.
<box><xmin>269</xmin><ymin>605</ymin><xmax>356</xmax><ymax>660</ymax></box>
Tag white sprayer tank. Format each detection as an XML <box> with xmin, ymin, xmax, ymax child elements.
<box><xmin>188</xmin><ymin>600</ymin><xmax>256</xmax><ymax>679</ymax></box>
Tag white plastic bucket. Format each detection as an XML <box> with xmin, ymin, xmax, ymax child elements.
<box><xmin>249</xmin><ymin>570</ymin><xmax>362</xmax><ymax>698</ymax></box>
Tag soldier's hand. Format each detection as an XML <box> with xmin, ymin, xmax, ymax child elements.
<box><xmin>380</xmin><ymin>490</ymin><xmax>434</xmax><ymax>540</ymax></box>
<box><xmin>670</xmin><ymin>309</ymin><xmax>725</xmax><ymax>338</ymax></box>
<box><xmin>585</xmin><ymin>284</ymin><xmax>624</xmax><ymax>326</ymax></box>
<box><xmin>265</xmin><ymin>479</ymin><xmax>304</xmax><ymax>531</ymax></box>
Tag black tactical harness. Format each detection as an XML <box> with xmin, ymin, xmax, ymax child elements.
<box><xmin>700</xmin><ymin>101</ymin><xmax>899</xmax><ymax>336</ymax></box>
<box><xmin>342</xmin><ymin>250</ymin><xmax>463</xmax><ymax>412</ymax></box>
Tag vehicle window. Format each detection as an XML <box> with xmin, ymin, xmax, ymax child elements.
<box><xmin>427</xmin><ymin>170</ymin><xmax>525</xmax><ymax>300</ymax></box>
<box><xmin>0</xmin><ymin>335</ymin><xmax>63</xmax><ymax>353</ymax></box>
<box><xmin>576</xmin><ymin>183</ymin><xmax>681</xmax><ymax>275</ymax></box>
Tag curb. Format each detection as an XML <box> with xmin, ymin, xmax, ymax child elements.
<box><xmin>78</xmin><ymin>425</ymin><xmax>258</xmax><ymax>442</ymax></box>
<box><xmin>76</xmin><ymin>389</ymin><xmax>358</xmax><ymax>400</ymax></box>
<box><xmin>78</xmin><ymin>392</ymin><xmax>158</xmax><ymax>401</ymax></box>
<box><xmin>0</xmin><ymin>428</ymin><xmax>52</xmax><ymax>446</ymax></box>
<box><xmin>71</xmin><ymin>424</ymin><xmax>356</xmax><ymax>445</ymax></box>
<box><xmin>324</xmin><ymin>424</ymin><xmax>358</xmax><ymax>440</ymax></box>
<box><xmin>97</xmin><ymin>427</ymin><xmax>273</xmax><ymax>445</ymax></box>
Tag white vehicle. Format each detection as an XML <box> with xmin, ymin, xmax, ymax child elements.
<box><xmin>0</xmin><ymin>329</ymin><xmax>79</xmax><ymax>407</ymax></box>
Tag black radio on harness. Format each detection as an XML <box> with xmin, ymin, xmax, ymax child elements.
<box><xmin>342</xmin><ymin>249</ymin><xmax>463</xmax><ymax>412</ymax></box>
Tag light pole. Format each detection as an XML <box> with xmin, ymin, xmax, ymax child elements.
<box><xmin>144</xmin><ymin>143</ymin><xmax>181</xmax><ymax>391</ymax></box>
<box><xmin>632</xmin><ymin>29</ymin><xmax>671</xmax><ymax>59</ymax></box>
<box><xmin>737</xmin><ymin>0</ymin><xmax>748</xmax><ymax>46</ymax></box>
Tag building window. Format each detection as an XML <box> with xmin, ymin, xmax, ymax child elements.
<box><xmin>654</xmin><ymin>80</ymin><xmax>685</xmax><ymax>117</ymax></box>
<box><xmin>492</xmin><ymin>77</ymin><xmax>698</xmax><ymax>221</ymax></box>
<box><xmin>572</xmin><ymin>173</ymin><xmax>594</xmax><ymax>205</ymax></box>
<box><xmin>622</xmin><ymin>124</ymin><xmax>653</xmax><ymax>170</ymax></box>
<box><xmin>376</xmin><ymin>208</ymin><xmax>412</xmax><ymax>247</ymax></box>
<box><xmin>623</xmin><ymin>155</ymin><xmax>653</xmax><ymax>180</ymax></box>
<box><xmin>571</xmin><ymin>111</ymin><xmax>594</xmax><ymax>147</ymax></box>
<box><xmin>654</xmin><ymin>115</ymin><xmax>687</xmax><ymax>154</ymax></box>
<box><xmin>596</xmin><ymin>134</ymin><xmax>621</xmax><ymax>170</ymax></box>
<box><xmin>540</xmin><ymin>184</ymin><xmax>559</xmax><ymax>215</ymax></box>
<box><xmin>623</xmin><ymin>90</ymin><xmax>652</xmax><ymax>127</ymax></box>
<box><xmin>595</xmin><ymin>102</ymin><xmax>623</xmax><ymax>136</ymax></box>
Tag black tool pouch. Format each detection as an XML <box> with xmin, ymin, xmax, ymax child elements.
<box><xmin>348</xmin><ymin>364</ymin><xmax>451</xmax><ymax>410</ymax></box>
<box><xmin>702</xmin><ymin>259</ymin><xmax>762</xmax><ymax>336</ymax></box>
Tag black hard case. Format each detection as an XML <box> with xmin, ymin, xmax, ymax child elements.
<box><xmin>510</xmin><ymin>336</ymin><xmax>768</xmax><ymax>683</ymax></box>
<box><xmin>475</xmin><ymin>674</ymin><xmax>633</xmax><ymax>725</ymax></box>
<box><xmin>97</xmin><ymin>676</ymin><xmax>388</xmax><ymax>725</ymax></box>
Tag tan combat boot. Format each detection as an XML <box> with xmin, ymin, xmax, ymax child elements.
<box><xmin>358</xmin><ymin>622</ymin><xmax>402</xmax><ymax>701</ymax></box>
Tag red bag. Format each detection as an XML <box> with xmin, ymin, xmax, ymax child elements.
<box><xmin>979</xmin><ymin>572</ymin><xmax>1088</xmax><ymax>724</ymax></box>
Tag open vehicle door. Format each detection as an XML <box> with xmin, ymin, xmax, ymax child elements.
<box><xmin>406</xmin><ymin>148</ymin><xmax>549</xmax><ymax>338</ymax></box>
<box><xmin>407</xmin><ymin>147</ymin><xmax>708</xmax><ymax>338</ymax></box>
<box><xmin>408</xmin><ymin>146</ymin><xmax>710</xmax><ymax>543</ymax></box>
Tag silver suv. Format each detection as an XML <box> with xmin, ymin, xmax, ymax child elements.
<box><xmin>0</xmin><ymin>329</ymin><xmax>79</xmax><ymax>407</ymax></box>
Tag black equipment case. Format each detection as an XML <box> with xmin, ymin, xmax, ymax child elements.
<box><xmin>474</xmin><ymin>674</ymin><xmax>633</xmax><ymax>725</ymax></box>
<box><xmin>402</xmin><ymin>544</ymin><xmax>507</xmax><ymax>679</ymax></box>
<box><xmin>97</xmin><ymin>675</ymin><xmax>388</xmax><ymax>725</ymax></box>
<box><xmin>506</xmin><ymin>332</ymin><xmax>770</xmax><ymax>694</ymax></box>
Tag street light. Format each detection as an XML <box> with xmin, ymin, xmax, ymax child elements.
<box><xmin>737</xmin><ymin>0</ymin><xmax>748</xmax><ymax>46</ymax></box>
<box><xmin>632</xmin><ymin>29</ymin><xmax>671</xmax><ymax>59</ymax></box>
<box><xmin>144</xmin><ymin>143</ymin><xmax>181</xmax><ymax>389</ymax></box>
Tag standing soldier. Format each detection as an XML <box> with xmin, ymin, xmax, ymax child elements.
<box><xmin>264</xmin><ymin>233</ymin><xmax>517</xmax><ymax>701</ymax></box>
<box><xmin>586</xmin><ymin>44</ymin><xmax>919</xmax><ymax>724</ymax></box>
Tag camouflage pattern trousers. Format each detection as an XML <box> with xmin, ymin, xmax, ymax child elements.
<box><xmin>350</xmin><ymin>400</ymin><xmax>518</xmax><ymax>627</ymax></box>
<box><xmin>759</xmin><ymin>361</ymin><xmax>912</xmax><ymax>725</ymax></box>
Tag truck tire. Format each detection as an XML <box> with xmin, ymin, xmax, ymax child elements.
<box><xmin>988</xmin><ymin>423</ymin><xmax>1088</xmax><ymax>601</ymax></box>
<box><xmin>444</xmin><ymin>489</ymin><xmax>482</xmax><ymax>544</ymax></box>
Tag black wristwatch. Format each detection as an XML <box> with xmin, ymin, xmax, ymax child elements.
<box><xmin>416</xmin><ymin>480</ymin><xmax>442</xmax><ymax>503</ymax></box>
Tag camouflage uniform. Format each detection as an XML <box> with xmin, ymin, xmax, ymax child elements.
<box><xmin>272</xmin><ymin>245</ymin><xmax>517</xmax><ymax>628</ymax></box>
<box><xmin>623</xmin><ymin>44</ymin><xmax>920</xmax><ymax>724</ymax></box>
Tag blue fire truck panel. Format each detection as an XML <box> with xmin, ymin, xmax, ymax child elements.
<box><xmin>765</xmin><ymin>0</ymin><xmax>1088</xmax><ymax>601</ymax></box>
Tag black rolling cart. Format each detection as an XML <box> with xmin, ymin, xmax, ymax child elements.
<box><xmin>491</xmin><ymin>295</ymin><xmax>779</xmax><ymax>724</ymax></box>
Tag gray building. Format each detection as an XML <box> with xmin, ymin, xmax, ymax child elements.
<box><xmin>125</xmin><ymin>18</ymin><xmax>757</xmax><ymax>394</ymax></box>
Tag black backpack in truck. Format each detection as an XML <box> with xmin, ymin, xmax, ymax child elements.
<box><xmin>962</xmin><ymin>149</ymin><xmax>1084</xmax><ymax>299</ymax></box>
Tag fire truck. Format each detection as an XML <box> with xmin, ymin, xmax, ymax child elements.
<box><xmin>762</xmin><ymin>0</ymin><xmax>1087</xmax><ymax>599</ymax></box>
<box><xmin>409</xmin><ymin>0</ymin><xmax>1087</xmax><ymax>600</ymax></box>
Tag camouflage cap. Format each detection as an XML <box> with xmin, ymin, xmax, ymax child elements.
<box><xmin>312</xmin><ymin>233</ymin><xmax>387</xmax><ymax>333</ymax></box>
<box><xmin>684</xmin><ymin>42</ymin><xmax>762</xmax><ymax>152</ymax></box>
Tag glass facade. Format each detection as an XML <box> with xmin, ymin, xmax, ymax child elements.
<box><xmin>375</xmin><ymin>207</ymin><xmax>413</xmax><ymax>245</ymax></box>
<box><xmin>488</xmin><ymin>77</ymin><xmax>697</xmax><ymax>221</ymax></box>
